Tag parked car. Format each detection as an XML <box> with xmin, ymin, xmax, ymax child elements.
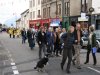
<box><xmin>81</xmin><ymin>36</ymin><xmax>88</xmax><ymax>48</ymax></box>
<box><xmin>94</xmin><ymin>30</ymin><xmax>100</xmax><ymax>52</ymax></box>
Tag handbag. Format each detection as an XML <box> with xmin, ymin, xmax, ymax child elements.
<box><xmin>92</xmin><ymin>47</ymin><xmax>97</xmax><ymax>53</ymax></box>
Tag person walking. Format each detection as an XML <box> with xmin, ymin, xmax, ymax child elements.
<box><xmin>21</xmin><ymin>28</ymin><xmax>27</xmax><ymax>44</ymax></box>
<box><xmin>84</xmin><ymin>26</ymin><xmax>97</xmax><ymax>65</ymax></box>
<box><xmin>13</xmin><ymin>28</ymin><xmax>16</xmax><ymax>38</ymax></box>
<box><xmin>9</xmin><ymin>28</ymin><xmax>13</xmax><ymax>38</ymax></box>
<box><xmin>61</xmin><ymin>26</ymin><xmax>75</xmax><ymax>74</ymax></box>
<box><xmin>73</xmin><ymin>23</ymin><xmax>83</xmax><ymax>69</ymax></box>
<box><xmin>60</xmin><ymin>28</ymin><xmax>67</xmax><ymax>55</ymax></box>
<box><xmin>46</xmin><ymin>27</ymin><xmax>54</xmax><ymax>55</ymax></box>
<box><xmin>37</xmin><ymin>27</ymin><xmax>47</xmax><ymax>59</ymax></box>
<box><xmin>54</xmin><ymin>28</ymin><xmax>61</xmax><ymax>56</ymax></box>
<box><xmin>27</xmin><ymin>28</ymin><xmax>35</xmax><ymax>50</ymax></box>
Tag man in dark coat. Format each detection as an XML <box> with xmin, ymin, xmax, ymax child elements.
<box><xmin>21</xmin><ymin>28</ymin><xmax>27</xmax><ymax>44</ymax></box>
<box><xmin>61</xmin><ymin>26</ymin><xmax>75</xmax><ymax>74</ymax></box>
<box><xmin>73</xmin><ymin>23</ymin><xmax>83</xmax><ymax>69</ymax></box>
<box><xmin>37</xmin><ymin>27</ymin><xmax>47</xmax><ymax>59</ymax></box>
<box><xmin>27</xmin><ymin>28</ymin><xmax>35</xmax><ymax>50</ymax></box>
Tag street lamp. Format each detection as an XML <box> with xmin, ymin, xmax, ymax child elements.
<box><xmin>89</xmin><ymin>7</ymin><xmax>94</xmax><ymax>25</ymax></box>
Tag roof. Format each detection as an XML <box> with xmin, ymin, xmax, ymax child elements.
<box><xmin>21</xmin><ymin>9</ymin><xmax>29</xmax><ymax>15</ymax></box>
<box><xmin>16</xmin><ymin>18</ymin><xmax>21</xmax><ymax>22</ymax></box>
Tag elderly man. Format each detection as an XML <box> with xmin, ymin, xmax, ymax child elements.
<box><xmin>73</xmin><ymin>23</ymin><xmax>83</xmax><ymax>69</ymax></box>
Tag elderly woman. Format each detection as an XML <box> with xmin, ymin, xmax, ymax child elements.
<box><xmin>46</xmin><ymin>27</ymin><xmax>54</xmax><ymax>55</ymax></box>
<box><xmin>84</xmin><ymin>26</ymin><xmax>97</xmax><ymax>65</ymax></box>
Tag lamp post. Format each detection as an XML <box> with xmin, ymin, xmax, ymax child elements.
<box><xmin>89</xmin><ymin>7</ymin><xmax>94</xmax><ymax>25</ymax></box>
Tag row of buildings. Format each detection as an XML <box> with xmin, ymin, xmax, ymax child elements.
<box><xmin>16</xmin><ymin>0</ymin><xmax>100</xmax><ymax>30</ymax></box>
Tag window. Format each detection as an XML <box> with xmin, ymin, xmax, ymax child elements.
<box><xmin>81</xmin><ymin>0</ymin><xmax>88</xmax><ymax>12</ymax></box>
<box><xmin>38</xmin><ymin>10</ymin><xmax>40</xmax><ymax>17</ymax></box>
<box><xmin>30</xmin><ymin>12</ymin><xmax>32</xmax><ymax>20</ymax></box>
<box><xmin>46</xmin><ymin>7</ymin><xmax>50</xmax><ymax>18</ymax></box>
<box><xmin>57</xmin><ymin>4</ymin><xmax>61</xmax><ymax>15</ymax></box>
<box><xmin>48</xmin><ymin>7</ymin><xmax>50</xmax><ymax>17</ymax></box>
<box><xmin>33</xmin><ymin>0</ymin><xmax>35</xmax><ymax>7</ymax></box>
<box><xmin>43</xmin><ymin>8</ymin><xmax>46</xmax><ymax>18</ymax></box>
<box><xmin>30</xmin><ymin>0</ymin><xmax>32</xmax><ymax>8</ymax></box>
<box><xmin>65</xmin><ymin>2</ymin><xmax>70</xmax><ymax>16</ymax></box>
<box><xmin>33</xmin><ymin>11</ymin><xmax>35</xmax><ymax>19</ymax></box>
<box><xmin>38</xmin><ymin>0</ymin><xmax>40</xmax><ymax>5</ymax></box>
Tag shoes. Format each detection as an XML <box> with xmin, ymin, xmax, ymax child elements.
<box><xmin>66</xmin><ymin>70</ymin><xmax>71</xmax><ymax>74</ymax></box>
<box><xmin>84</xmin><ymin>62</ymin><xmax>88</xmax><ymax>64</ymax></box>
<box><xmin>72</xmin><ymin>59</ymin><xmax>75</xmax><ymax>65</ymax></box>
<box><xmin>77</xmin><ymin>66</ymin><xmax>81</xmax><ymax>69</ymax></box>
<box><xmin>60</xmin><ymin>63</ymin><xmax>63</xmax><ymax>70</ymax></box>
<box><xmin>93</xmin><ymin>63</ymin><xmax>96</xmax><ymax>66</ymax></box>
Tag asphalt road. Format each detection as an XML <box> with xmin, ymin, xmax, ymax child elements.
<box><xmin>0</xmin><ymin>32</ymin><xmax>100</xmax><ymax>75</ymax></box>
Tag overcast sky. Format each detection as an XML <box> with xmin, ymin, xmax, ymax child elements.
<box><xmin>0</xmin><ymin>0</ymin><xmax>29</xmax><ymax>24</ymax></box>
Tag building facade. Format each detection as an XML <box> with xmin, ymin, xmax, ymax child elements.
<box><xmin>29</xmin><ymin>0</ymin><xmax>41</xmax><ymax>20</ymax></box>
<box><xmin>16</xmin><ymin>18</ymin><xmax>21</xmax><ymax>29</ymax></box>
<box><xmin>92</xmin><ymin>0</ymin><xmax>100</xmax><ymax>29</ymax></box>
<box><xmin>21</xmin><ymin>9</ymin><xmax>29</xmax><ymax>29</ymax></box>
<box><xmin>29</xmin><ymin>0</ymin><xmax>43</xmax><ymax>28</ymax></box>
<box><xmin>41</xmin><ymin>0</ymin><xmax>93</xmax><ymax>28</ymax></box>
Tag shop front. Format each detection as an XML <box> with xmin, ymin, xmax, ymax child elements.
<box><xmin>29</xmin><ymin>18</ymin><xmax>61</xmax><ymax>29</ymax></box>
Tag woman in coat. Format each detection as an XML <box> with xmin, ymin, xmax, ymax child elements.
<box><xmin>84</xmin><ymin>26</ymin><xmax>97</xmax><ymax>65</ymax></box>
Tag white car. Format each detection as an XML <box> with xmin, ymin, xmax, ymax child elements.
<box><xmin>94</xmin><ymin>30</ymin><xmax>100</xmax><ymax>52</ymax></box>
<box><xmin>81</xmin><ymin>37</ymin><xmax>88</xmax><ymax>47</ymax></box>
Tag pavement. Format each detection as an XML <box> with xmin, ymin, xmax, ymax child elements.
<box><xmin>0</xmin><ymin>32</ymin><xmax>100</xmax><ymax>75</ymax></box>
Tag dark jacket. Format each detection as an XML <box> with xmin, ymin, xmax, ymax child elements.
<box><xmin>46</xmin><ymin>31</ymin><xmax>54</xmax><ymax>45</ymax></box>
<box><xmin>74</xmin><ymin>29</ymin><xmax>83</xmax><ymax>44</ymax></box>
<box><xmin>61</xmin><ymin>32</ymin><xmax>75</xmax><ymax>49</ymax></box>
<box><xmin>27</xmin><ymin>30</ymin><xmax>34</xmax><ymax>40</ymax></box>
<box><xmin>21</xmin><ymin>30</ymin><xmax>27</xmax><ymax>37</ymax></box>
<box><xmin>88</xmin><ymin>33</ymin><xmax>96</xmax><ymax>49</ymax></box>
<box><xmin>38</xmin><ymin>31</ymin><xmax>47</xmax><ymax>45</ymax></box>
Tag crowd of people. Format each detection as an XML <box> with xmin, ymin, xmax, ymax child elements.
<box><xmin>9</xmin><ymin>22</ymin><xmax>97</xmax><ymax>74</ymax></box>
<box><xmin>7</xmin><ymin>28</ymin><xmax>21</xmax><ymax>38</ymax></box>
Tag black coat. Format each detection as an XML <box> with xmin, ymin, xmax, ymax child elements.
<box><xmin>87</xmin><ymin>33</ymin><xmax>96</xmax><ymax>50</ymax></box>
<box><xmin>27</xmin><ymin>30</ymin><xmax>35</xmax><ymax>47</ymax></box>
<box><xmin>21</xmin><ymin>30</ymin><xmax>27</xmax><ymax>37</ymax></box>
<box><xmin>37</xmin><ymin>31</ymin><xmax>47</xmax><ymax>45</ymax></box>
<box><xmin>74</xmin><ymin>29</ymin><xmax>83</xmax><ymax>45</ymax></box>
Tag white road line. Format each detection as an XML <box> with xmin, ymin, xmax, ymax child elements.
<box><xmin>13</xmin><ymin>70</ymin><xmax>19</xmax><ymax>75</ymax></box>
<box><xmin>88</xmin><ymin>67</ymin><xmax>100</xmax><ymax>74</ymax></box>
<box><xmin>11</xmin><ymin>62</ymin><xmax>16</xmax><ymax>66</ymax></box>
<box><xmin>12</xmin><ymin>66</ymin><xmax>17</xmax><ymax>70</ymax></box>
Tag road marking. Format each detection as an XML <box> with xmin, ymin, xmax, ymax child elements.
<box><xmin>88</xmin><ymin>67</ymin><xmax>100</xmax><ymax>74</ymax></box>
<box><xmin>12</xmin><ymin>66</ymin><xmax>17</xmax><ymax>70</ymax></box>
<box><xmin>13</xmin><ymin>70</ymin><xmax>19</xmax><ymax>75</ymax></box>
<box><xmin>11</xmin><ymin>62</ymin><xmax>16</xmax><ymax>66</ymax></box>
